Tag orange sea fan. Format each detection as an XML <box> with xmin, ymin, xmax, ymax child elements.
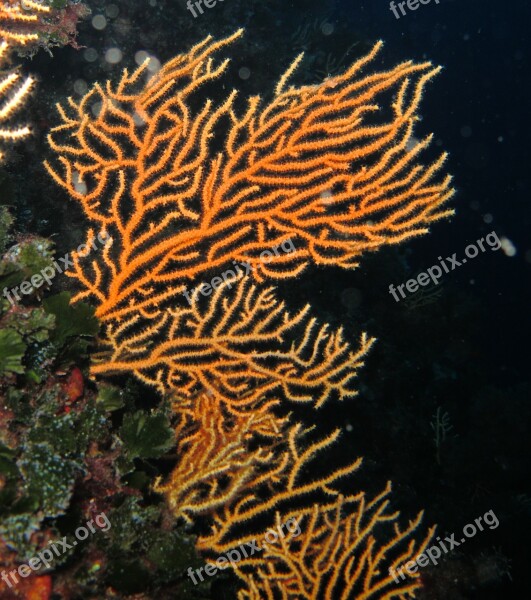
<box><xmin>40</xmin><ymin>31</ymin><xmax>450</xmax><ymax>598</ymax></box>
<box><xmin>44</xmin><ymin>29</ymin><xmax>454</xmax><ymax>324</ymax></box>
<box><xmin>43</xmin><ymin>30</ymin><xmax>453</xmax><ymax>407</ymax></box>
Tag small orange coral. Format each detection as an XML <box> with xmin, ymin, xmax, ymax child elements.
<box><xmin>0</xmin><ymin>0</ymin><xmax>50</xmax><ymax>47</ymax></box>
<box><xmin>0</xmin><ymin>40</ymin><xmax>32</xmax><ymax>161</ymax></box>
<box><xmin>156</xmin><ymin>387</ymin><xmax>434</xmax><ymax>598</ymax></box>
<box><xmin>233</xmin><ymin>499</ymin><xmax>433</xmax><ymax>600</ymax></box>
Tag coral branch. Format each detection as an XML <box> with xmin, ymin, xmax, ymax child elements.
<box><xmin>193</xmin><ymin>423</ymin><xmax>434</xmax><ymax>600</ymax></box>
<box><xmin>0</xmin><ymin>0</ymin><xmax>50</xmax><ymax>47</ymax></box>
<box><xmin>154</xmin><ymin>393</ymin><xmax>291</xmax><ymax>524</ymax></box>
<box><xmin>0</xmin><ymin>40</ymin><xmax>32</xmax><ymax>161</ymax></box>
<box><xmin>92</xmin><ymin>276</ymin><xmax>374</xmax><ymax>407</ymax></box>
<box><xmin>233</xmin><ymin>501</ymin><xmax>434</xmax><ymax>600</ymax></box>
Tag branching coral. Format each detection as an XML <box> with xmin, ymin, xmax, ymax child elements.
<box><xmin>44</xmin><ymin>30</ymin><xmax>453</xmax><ymax>407</ymax></box>
<box><xmin>154</xmin><ymin>392</ymin><xmax>291</xmax><ymax>524</ymax></box>
<box><xmin>0</xmin><ymin>0</ymin><xmax>89</xmax><ymax>54</ymax></box>
<box><xmin>233</xmin><ymin>498</ymin><xmax>433</xmax><ymax>600</ymax></box>
<box><xmin>45</xmin><ymin>30</ymin><xmax>453</xmax><ymax>323</ymax></box>
<box><xmin>0</xmin><ymin>0</ymin><xmax>50</xmax><ymax>47</ymax></box>
<box><xmin>155</xmin><ymin>388</ymin><xmax>435</xmax><ymax>598</ymax></box>
<box><xmin>43</xmin><ymin>30</ymin><xmax>453</xmax><ymax>598</ymax></box>
<box><xmin>196</xmin><ymin>425</ymin><xmax>434</xmax><ymax>599</ymax></box>
<box><xmin>91</xmin><ymin>276</ymin><xmax>374</xmax><ymax>407</ymax></box>
<box><xmin>0</xmin><ymin>40</ymin><xmax>32</xmax><ymax>161</ymax></box>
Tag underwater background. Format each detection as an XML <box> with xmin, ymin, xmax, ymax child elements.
<box><xmin>0</xmin><ymin>0</ymin><xmax>529</xmax><ymax>598</ymax></box>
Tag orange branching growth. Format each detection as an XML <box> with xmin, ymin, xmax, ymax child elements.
<box><xmin>45</xmin><ymin>29</ymin><xmax>454</xmax><ymax>326</ymax></box>
<box><xmin>0</xmin><ymin>0</ymin><xmax>50</xmax><ymax>47</ymax></box>
<box><xmin>157</xmin><ymin>395</ymin><xmax>435</xmax><ymax>597</ymax></box>
<box><xmin>91</xmin><ymin>276</ymin><xmax>374</xmax><ymax>406</ymax></box>
<box><xmin>195</xmin><ymin>425</ymin><xmax>434</xmax><ymax>600</ymax></box>
<box><xmin>234</xmin><ymin>498</ymin><xmax>433</xmax><ymax>600</ymax></box>
<box><xmin>154</xmin><ymin>392</ymin><xmax>291</xmax><ymax>524</ymax></box>
<box><xmin>42</xmin><ymin>31</ymin><xmax>448</xmax><ymax>598</ymax></box>
<box><xmin>0</xmin><ymin>40</ymin><xmax>32</xmax><ymax>161</ymax></box>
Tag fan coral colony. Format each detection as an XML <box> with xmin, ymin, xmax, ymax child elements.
<box><xmin>1</xmin><ymin>4</ymin><xmax>455</xmax><ymax>598</ymax></box>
